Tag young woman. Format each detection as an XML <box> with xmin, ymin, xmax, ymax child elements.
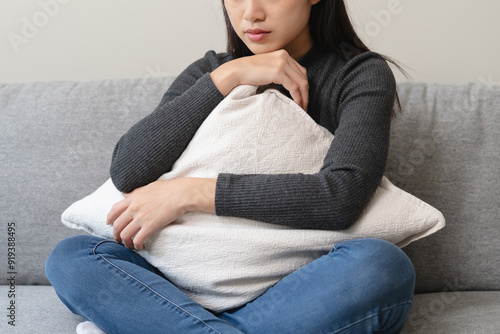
<box><xmin>46</xmin><ymin>0</ymin><xmax>415</xmax><ymax>333</ymax></box>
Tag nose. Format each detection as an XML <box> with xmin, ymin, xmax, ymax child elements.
<box><xmin>243</xmin><ymin>0</ymin><xmax>265</xmax><ymax>23</ymax></box>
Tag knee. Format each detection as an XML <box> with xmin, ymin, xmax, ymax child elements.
<box><xmin>45</xmin><ymin>235</ymin><xmax>103</xmax><ymax>285</ymax></box>
<box><xmin>369</xmin><ymin>239</ymin><xmax>415</xmax><ymax>293</ymax></box>
<box><xmin>334</xmin><ymin>238</ymin><xmax>415</xmax><ymax>300</ymax></box>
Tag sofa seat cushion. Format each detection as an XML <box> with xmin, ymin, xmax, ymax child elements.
<box><xmin>0</xmin><ymin>285</ymin><xmax>84</xmax><ymax>333</ymax></box>
<box><xmin>402</xmin><ymin>291</ymin><xmax>500</xmax><ymax>333</ymax></box>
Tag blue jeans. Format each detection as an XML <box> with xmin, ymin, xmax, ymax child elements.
<box><xmin>46</xmin><ymin>235</ymin><xmax>415</xmax><ymax>334</ymax></box>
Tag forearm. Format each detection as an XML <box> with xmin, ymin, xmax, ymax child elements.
<box><xmin>110</xmin><ymin>74</ymin><xmax>224</xmax><ymax>193</ymax></box>
<box><xmin>215</xmin><ymin>169</ymin><xmax>381</xmax><ymax>230</ymax></box>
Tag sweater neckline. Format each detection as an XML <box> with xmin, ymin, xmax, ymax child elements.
<box><xmin>298</xmin><ymin>44</ymin><xmax>331</xmax><ymax>77</ymax></box>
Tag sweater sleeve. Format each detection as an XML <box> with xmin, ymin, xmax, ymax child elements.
<box><xmin>215</xmin><ymin>53</ymin><xmax>396</xmax><ymax>230</ymax></box>
<box><xmin>110</xmin><ymin>51</ymin><xmax>229</xmax><ymax>193</ymax></box>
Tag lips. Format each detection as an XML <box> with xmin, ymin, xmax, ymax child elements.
<box><xmin>245</xmin><ymin>28</ymin><xmax>270</xmax><ymax>42</ymax></box>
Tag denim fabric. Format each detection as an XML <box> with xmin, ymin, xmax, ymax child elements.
<box><xmin>46</xmin><ymin>236</ymin><xmax>414</xmax><ymax>334</ymax></box>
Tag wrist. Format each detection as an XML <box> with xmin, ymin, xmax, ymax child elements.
<box><xmin>183</xmin><ymin>178</ymin><xmax>216</xmax><ymax>214</ymax></box>
<box><xmin>210</xmin><ymin>62</ymin><xmax>239</xmax><ymax>97</ymax></box>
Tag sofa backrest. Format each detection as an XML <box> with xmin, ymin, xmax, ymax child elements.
<box><xmin>386</xmin><ymin>82</ymin><xmax>500</xmax><ymax>293</ymax></box>
<box><xmin>1</xmin><ymin>79</ymin><xmax>499</xmax><ymax>292</ymax></box>
<box><xmin>0</xmin><ymin>78</ymin><xmax>173</xmax><ymax>285</ymax></box>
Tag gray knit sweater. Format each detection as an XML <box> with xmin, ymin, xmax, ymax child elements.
<box><xmin>110</xmin><ymin>45</ymin><xmax>396</xmax><ymax>230</ymax></box>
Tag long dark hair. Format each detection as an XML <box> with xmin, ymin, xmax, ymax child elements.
<box><xmin>221</xmin><ymin>0</ymin><xmax>405</xmax><ymax>115</ymax></box>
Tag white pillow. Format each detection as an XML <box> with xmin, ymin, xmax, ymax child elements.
<box><xmin>62</xmin><ymin>85</ymin><xmax>445</xmax><ymax>312</ymax></box>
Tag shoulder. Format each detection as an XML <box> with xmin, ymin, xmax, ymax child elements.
<box><xmin>162</xmin><ymin>51</ymin><xmax>233</xmax><ymax>97</ymax></box>
<box><xmin>309</xmin><ymin>49</ymin><xmax>396</xmax><ymax>100</ymax></box>
<box><xmin>157</xmin><ymin>51</ymin><xmax>232</xmax><ymax>106</ymax></box>
<box><xmin>315</xmin><ymin>51</ymin><xmax>397</xmax><ymax>129</ymax></box>
<box><xmin>336</xmin><ymin>52</ymin><xmax>396</xmax><ymax>93</ymax></box>
<box><xmin>321</xmin><ymin>51</ymin><xmax>397</xmax><ymax>113</ymax></box>
<box><xmin>313</xmin><ymin>50</ymin><xmax>397</xmax><ymax>109</ymax></box>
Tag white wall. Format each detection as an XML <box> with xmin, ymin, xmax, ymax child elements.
<box><xmin>349</xmin><ymin>0</ymin><xmax>500</xmax><ymax>84</ymax></box>
<box><xmin>1</xmin><ymin>0</ymin><xmax>499</xmax><ymax>84</ymax></box>
<box><xmin>0</xmin><ymin>0</ymin><xmax>227</xmax><ymax>83</ymax></box>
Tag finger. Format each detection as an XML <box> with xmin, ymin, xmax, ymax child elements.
<box><xmin>131</xmin><ymin>226</ymin><xmax>156</xmax><ymax>251</ymax></box>
<box><xmin>120</xmin><ymin>221</ymin><xmax>142</xmax><ymax>249</ymax></box>
<box><xmin>107</xmin><ymin>198</ymin><xmax>130</xmax><ymax>225</ymax></box>
<box><xmin>112</xmin><ymin>209</ymin><xmax>134</xmax><ymax>244</ymax></box>
<box><xmin>286</xmin><ymin>56</ymin><xmax>308</xmax><ymax>80</ymax></box>
<box><xmin>280</xmin><ymin>52</ymin><xmax>307</xmax><ymax>84</ymax></box>
<box><xmin>281</xmin><ymin>73</ymin><xmax>307</xmax><ymax>111</ymax></box>
<box><xmin>299</xmin><ymin>81</ymin><xmax>309</xmax><ymax>112</ymax></box>
<box><xmin>280</xmin><ymin>61</ymin><xmax>309</xmax><ymax>111</ymax></box>
<box><xmin>299</xmin><ymin>64</ymin><xmax>307</xmax><ymax>77</ymax></box>
<box><xmin>133</xmin><ymin>215</ymin><xmax>167</xmax><ymax>250</ymax></box>
<box><xmin>290</xmin><ymin>63</ymin><xmax>309</xmax><ymax>110</ymax></box>
<box><xmin>285</xmin><ymin>70</ymin><xmax>308</xmax><ymax>111</ymax></box>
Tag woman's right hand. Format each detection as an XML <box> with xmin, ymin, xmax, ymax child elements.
<box><xmin>210</xmin><ymin>49</ymin><xmax>309</xmax><ymax>111</ymax></box>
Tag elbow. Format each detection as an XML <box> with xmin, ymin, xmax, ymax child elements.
<box><xmin>110</xmin><ymin>162</ymin><xmax>136</xmax><ymax>193</ymax></box>
<box><xmin>331</xmin><ymin>207</ymin><xmax>364</xmax><ymax>230</ymax></box>
<box><xmin>317</xmin><ymin>170</ymin><xmax>379</xmax><ymax>231</ymax></box>
<box><xmin>109</xmin><ymin>143</ymin><xmax>167</xmax><ymax>193</ymax></box>
<box><xmin>110</xmin><ymin>169</ymin><xmax>135</xmax><ymax>194</ymax></box>
<box><xmin>109</xmin><ymin>144</ymin><xmax>142</xmax><ymax>193</ymax></box>
<box><xmin>321</xmin><ymin>200</ymin><xmax>365</xmax><ymax>231</ymax></box>
<box><xmin>110</xmin><ymin>166</ymin><xmax>155</xmax><ymax>194</ymax></box>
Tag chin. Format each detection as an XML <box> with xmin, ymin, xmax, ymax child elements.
<box><xmin>246</xmin><ymin>44</ymin><xmax>281</xmax><ymax>55</ymax></box>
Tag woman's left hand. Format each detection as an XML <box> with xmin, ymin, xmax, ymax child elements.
<box><xmin>106</xmin><ymin>178</ymin><xmax>216</xmax><ymax>250</ymax></box>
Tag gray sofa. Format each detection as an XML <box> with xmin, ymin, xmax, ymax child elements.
<box><xmin>1</xmin><ymin>77</ymin><xmax>499</xmax><ymax>334</ymax></box>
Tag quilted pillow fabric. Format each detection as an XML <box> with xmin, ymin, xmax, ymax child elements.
<box><xmin>62</xmin><ymin>85</ymin><xmax>445</xmax><ymax>312</ymax></box>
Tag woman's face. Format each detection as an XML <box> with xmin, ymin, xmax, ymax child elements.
<box><xmin>224</xmin><ymin>0</ymin><xmax>320</xmax><ymax>59</ymax></box>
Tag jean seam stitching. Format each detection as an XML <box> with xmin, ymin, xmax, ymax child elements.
<box><xmin>330</xmin><ymin>301</ymin><xmax>413</xmax><ymax>334</ymax></box>
<box><xmin>92</xmin><ymin>241</ymin><xmax>223</xmax><ymax>334</ymax></box>
<box><xmin>328</xmin><ymin>244</ymin><xmax>339</xmax><ymax>255</ymax></box>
